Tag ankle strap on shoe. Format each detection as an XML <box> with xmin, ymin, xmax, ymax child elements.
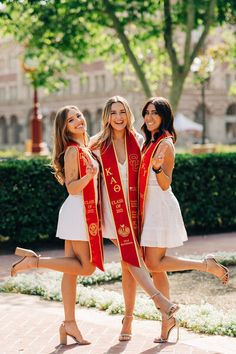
<box><xmin>149</xmin><ymin>291</ymin><xmax>160</xmax><ymax>300</ymax></box>
<box><xmin>63</xmin><ymin>320</ymin><xmax>76</xmax><ymax>324</ymax></box>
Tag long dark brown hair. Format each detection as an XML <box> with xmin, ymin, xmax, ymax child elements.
<box><xmin>51</xmin><ymin>105</ymin><xmax>88</xmax><ymax>185</ymax></box>
<box><xmin>141</xmin><ymin>97</ymin><xmax>177</xmax><ymax>146</ymax></box>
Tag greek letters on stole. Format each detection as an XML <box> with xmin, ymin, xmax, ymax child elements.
<box><xmin>101</xmin><ymin>131</ymin><xmax>141</xmax><ymax>267</ymax></box>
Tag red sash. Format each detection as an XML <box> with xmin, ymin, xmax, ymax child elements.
<box><xmin>139</xmin><ymin>132</ymin><xmax>172</xmax><ymax>232</ymax></box>
<box><xmin>68</xmin><ymin>142</ymin><xmax>104</xmax><ymax>271</ymax></box>
<box><xmin>101</xmin><ymin>131</ymin><xmax>141</xmax><ymax>267</ymax></box>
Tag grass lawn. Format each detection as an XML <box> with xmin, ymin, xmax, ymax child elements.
<box><xmin>100</xmin><ymin>266</ymin><xmax>236</xmax><ymax>312</ymax></box>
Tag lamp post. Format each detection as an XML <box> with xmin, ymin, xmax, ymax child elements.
<box><xmin>191</xmin><ymin>56</ymin><xmax>214</xmax><ymax>144</ymax></box>
<box><xmin>23</xmin><ymin>61</ymin><xmax>43</xmax><ymax>154</ymax></box>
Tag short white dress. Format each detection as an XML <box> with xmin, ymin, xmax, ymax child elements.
<box><xmin>140</xmin><ymin>141</ymin><xmax>188</xmax><ymax>248</ymax></box>
<box><xmin>102</xmin><ymin>160</ymin><xmax>128</xmax><ymax>239</ymax></box>
<box><xmin>56</xmin><ymin>149</ymin><xmax>99</xmax><ymax>241</ymax></box>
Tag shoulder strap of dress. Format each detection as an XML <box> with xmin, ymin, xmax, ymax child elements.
<box><xmin>163</xmin><ymin>137</ymin><xmax>175</xmax><ymax>153</ymax></box>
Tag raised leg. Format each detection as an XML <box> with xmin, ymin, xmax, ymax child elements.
<box><xmin>11</xmin><ymin>241</ymin><xmax>95</xmax><ymax>276</ymax></box>
<box><xmin>145</xmin><ymin>247</ymin><xmax>229</xmax><ymax>284</ymax></box>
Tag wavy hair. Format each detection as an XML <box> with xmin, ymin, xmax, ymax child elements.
<box><xmin>51</xmin><ymin>105</ymin><xmax>88</xmax><ymax>184</ymax></box>
<box><xmin>91</xmin><ymin>95</ymin><xmax>136</xmax><ymax>151</ymax></box>
<box><xmin>141</xmin><ymin>97</ymin><xmax>177</xmax><ymax>145</ymax></box>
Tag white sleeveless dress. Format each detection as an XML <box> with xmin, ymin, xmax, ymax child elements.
<box><xmin>140</xmin><ymin>141</ymin><xmax>188</xmax><ymax>248</ymax></box>
<box><xmin>56</xmin><ymin>150</ymin><xmax>99</xmax><ymax>241</ymax></box>
<box><xmin>102</xmin><ymin>160</ymin><xmax>128</xmax><ymax>239</ymax></box>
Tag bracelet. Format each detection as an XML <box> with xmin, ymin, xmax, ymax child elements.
<box><xmin>152</xmin><ymin>166</ymin><xmax>162</xmax><ymax>174</ymax></box>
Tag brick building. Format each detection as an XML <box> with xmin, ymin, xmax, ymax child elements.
<box><xmin>0</xmin><ymin>38</ymin><xmax>236</xmax><ymax>151</ymax></box>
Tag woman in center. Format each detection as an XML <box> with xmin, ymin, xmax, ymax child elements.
<box><xmin>90</xmin><ymin>95</ymin><xmax>179</xmax><ymax>341</ymax></box>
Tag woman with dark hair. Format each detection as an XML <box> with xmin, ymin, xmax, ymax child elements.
<box><xmin>139</xmin><ymin>97</ymin><xmax>229</xmax><ymax>343</ymax></box>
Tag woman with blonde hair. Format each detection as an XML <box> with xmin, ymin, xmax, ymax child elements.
<box><xmin>11</xmin><ymin>105</ymin><xmax>104</xmax><ymax>345</ymax></box>
<box><xmin>90</xmin><ymin>95</ymin><xmax>179</xmax><ymax>341</ymax></box>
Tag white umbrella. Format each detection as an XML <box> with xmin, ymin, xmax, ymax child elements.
<box><xmin>174</xmin><ymin>113</ymin><xmax>203</xmax><ymax>132</ymax></box>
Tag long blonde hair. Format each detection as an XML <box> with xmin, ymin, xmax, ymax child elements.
<box><xmin>91</xmin><ymin>95</ymin><xmax>136</xmax><ymax>151</ymax></box>
<box><xmin>51</xmin><ymin>105</ymin><xmax>88</xmax><ymax>185</ymax></box>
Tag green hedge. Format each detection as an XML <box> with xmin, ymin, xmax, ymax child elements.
<box><xmin>0</xmin><ymin>158</ymin><xmax>67</xmax><ymax>243</ymax></box>
<box><xmin>172</xmin><ymin>153</ymin><xmax>236</xmax><ymax>234</ymax></box>
<box><xmin>0</xmin><ymin>153</ymin><xmax>236</xmax><ymax>243</ymax></box>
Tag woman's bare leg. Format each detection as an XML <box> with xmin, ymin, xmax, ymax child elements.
<box><xmin>61</xmin><ymin>240</ymin><xmax>95</xmax><ymax>343</ymax></box>
<box><xmin>126</xmin><ymin>257</ymin><xmax>176</xmax><ymax>318</ymax></box>
<box><xmin>111</xmin><ymin>240</ymin><xmax>137</xmax><ymax>338</ymax></box>
<box><xmin>110</xmin><ymin>240</ymin><xmax>177</xmax><ymax>317</ymax></box>
<box><xmin>145</xmin><ymin>247</ymin><xmax>227</xmax><ymax>281</ymax></box>
<box><xmin>147</xmin><ymin>248</ymin><xmax>173</xmax><ymax>340</ymax></box>
<box><xmin>12</xmin><ymin>241</ymin><xmax>95</xmax><ymax>276</ymax></box>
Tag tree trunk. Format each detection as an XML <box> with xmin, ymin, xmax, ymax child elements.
<box><xmin>103</xmin><ymin>0</ymin><xmax>152</xmax><ymax>98</ymax></box>
<box><xmin>169</xmin><ymin>72</ymin><xmax>186</xmax><ymax>114</ymax></box>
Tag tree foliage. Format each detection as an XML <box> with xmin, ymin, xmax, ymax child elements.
<box><xmin>0</xmin><ymin>0</ymin><xmax>235</xmax><ymax>110</ymax></box>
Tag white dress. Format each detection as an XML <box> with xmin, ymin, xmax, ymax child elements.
<box><xmin>140</xmin><ymin>141</ymin><xmax>188</xmax><ymax>248</ymax></box>
<box><xmin>56</xmin><ymin>151</ymin><xmax>99</xmax><ymax>241</ymax></box>
<box><xmin>102</xmin><ymin>160</ymin><xmax>128</xmax><ymax>239</ymax></box>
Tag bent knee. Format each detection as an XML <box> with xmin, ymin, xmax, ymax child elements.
<box><xmin>145</xmin><ymin>257</ymin><xmax>162</xmax><ymax>272</ymax></box>
<box><xmin>81</xmin><ymin>262</ymin><xmax>96</xmax><ymax>276</ymax></box>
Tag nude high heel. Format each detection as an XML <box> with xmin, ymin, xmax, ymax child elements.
<box><xmin>11</xmin><ymin>247</ymin><xmax>40</xmax><ymax>277</ymax></box>
<box><xmin>119</xmin><ymin>315</ymin><xmax>133</xmax><ymax>341</ymax></box>
<box><xmin>15</xmin><ymin>247</ymin><xmax>39</xmax><ymax>258</ymax></box>
<box><xmin>59</xmin><ymin>321</ymin><xmax>90</xmax><ymax>346</ymax></box>
<box><xmin>150</xmin><ymin>292</ymin><xmax>179</xmax><ymax>319</ymax></box>
<box><xmin>204</xmin><ymin>254</ymin><xmax>229</xmax><ymax>285</ymax></box>
<box><xmin>154</xmin><ymin>318</ymin><xmax>179</xmax><ymax>343</ymax></box>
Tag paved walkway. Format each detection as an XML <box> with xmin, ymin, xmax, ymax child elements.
<box><xmin>0</xmin><ymin>232</ymin><xmax>236</xmax><ymax>353</ymax></box>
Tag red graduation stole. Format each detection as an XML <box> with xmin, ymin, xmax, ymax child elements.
<box><xmin>101</xmin><ymin>131</ymin><xmax>141</xmax><ymax>267</ymax></box>
<box><xmin>139</xmin><ymin>132</ymin><xmax>172</xmax><ymax>232</ymax></box>
<box><xmin>68</xmin><ymin>142</ymin><xmax>104</xmax><ymax>271</ymax></box>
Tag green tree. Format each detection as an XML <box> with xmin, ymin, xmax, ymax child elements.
<box><xmin>1</xmin><ymin>0</ymin><xmax>236</xmax><ymax>111</ymax></box>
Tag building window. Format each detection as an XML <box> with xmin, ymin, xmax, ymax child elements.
<box><xmin>226</xmin><ymin>103</ymin><xmax>236</xmax><ymax>115</ymax></box>
<box><xmin>9</xmin><ymin>55</ymin><xmax>17</xmax><ymax>72</ymax></box>
<box><xmin>94</xmin><ymin>108</ymin><xmax>102</xmax><ymax>134</ymax></box>
<box><xmin>10</xmin><ymin>115</ymin><xmax>21</xmax><ymax>144</ymax></box>
<box><xmin>79</xmin><ymin>75</ymin><xmax>90</xmax><ymax>94</ymax></box>
<box><xmin>95</xmin><ymin>74</ymin><xmax>105</xmax><ymax>92</ymax></box>
<box><xmin>0</xmin><ymin>58</ymin><xmax>6</xmax><ymax>73</ymax></box>
<box><xmin>82</xmin><ymin>110</ymin><xmax>92</xmax><ymax>134</ymax></box>
<box><xmin>62</xmin><ymin>80</ymin><xmax>72</xmax><ymax>96</ymax></box>
<box><xmin>9</xmin><ymin>86</ymin><xmax>17</xmax><ymax>100</ymax></box>
<box><xmin>0</xmin><ymin>116</ymin><xmax>8</xmax><ymax>144</ymax></box>
<box><xmin>0</xmin><ymin>87</ymin><xmax>6</xmax><ymax>102</ymax></box>
<box><xmin>226</xmin><ymin>103</ymin><xmax>236</xmax><ymax>143</ymax></box>
<box><xmin>226</xmin><ymin>122</ymin><xmax>236</xmax><ymax>142</ymax></box>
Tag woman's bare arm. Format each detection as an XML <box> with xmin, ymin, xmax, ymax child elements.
<box><xmin>64</xmin><ymin>147</ymin><xmax>97</xmax><ymax>195</ymax></box>
<box><xmin>151</xmin><ymin>141</ymin><xmax>175</xmax><ymax>191</ymax></box>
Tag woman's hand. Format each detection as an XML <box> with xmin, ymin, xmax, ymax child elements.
<box><xmin>151</xmin><ymin>144</ymin><xmax>168</xmax><ymax>170</ymax></box>
<box><xmin>86</xmin><ymin>163</ymin><xmax>98</xmax><ymax>179</ymax></box>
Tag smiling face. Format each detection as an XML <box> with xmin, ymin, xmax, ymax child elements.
<box><xmin>144</xmin><ymin>103</ymin><xmax>162</xmax><ymax>134</ymax></box>
<box><xmin>109</xmin><ymin>102</ymin><xmax>128</xmax><ymax>132</ymax></box>
<box><xmin>66</xmin><ymin>108</ymin><xmax>86</xmax><ymax>137</ymax></box>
